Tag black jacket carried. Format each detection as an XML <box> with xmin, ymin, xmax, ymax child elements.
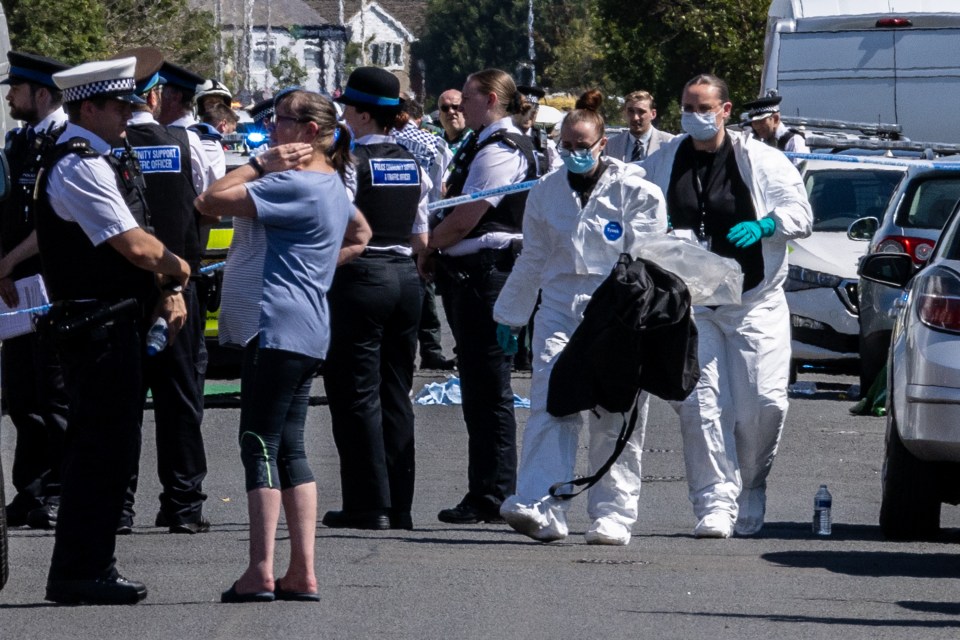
<box><xmin>547</xmin><ymin>254</ymin><xmax>700</xmax><ymax>417</ymax></box>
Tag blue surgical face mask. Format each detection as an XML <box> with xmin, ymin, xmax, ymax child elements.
<box><xmin>681</xmin><ymin>109</ymin><xmax>722</xmax><ymax>141</ymax></box>
<box><xmin>559</xmin><ymin>136</ymin><xmax>602</xmax><ymax>174</ymax></box>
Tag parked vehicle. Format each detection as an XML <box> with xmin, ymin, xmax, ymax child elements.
<box><xmin>762</xmin><ymin>0</ymin><xmax>960</xmax><ymax>143</ymax></box>
<box><xmin>788</xmin><ymin>156</ymin><xmax>905</xmax><ymax>376</ymax></box>
<box><xmin>859</xmin><ymin>201</ymin><xmax>960</xmax><ymax>540</ymax></box>
<box><xmin>849</xmin><ymin>157</ymin><xmax>960</xmax><ymax>390</ymax></box>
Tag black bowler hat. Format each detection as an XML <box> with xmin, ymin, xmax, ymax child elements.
<box><xmin>517</xmin><ymin>84</ymin><xmax>545</xmax><ymax>104</ymax></box>
<box><xmin>1</xmin><ymin>51</ymin><xmax>68</xmax><ymax>88</ymax></box>
<box><xmin>742</xmin><ymin>94</ymin><xmax>783</xmax><ymax>121</ymax></box>
<box><xmin>335</xmin><ymin>66</ymin><xmax>401</xmax><ymax>110</ymax></box>
<box><xmin>159</xmin><ymin>61</ymin><xmax>204</xmax><ymax>95</ymax></box>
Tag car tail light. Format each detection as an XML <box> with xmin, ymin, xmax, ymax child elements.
<box><xmin>875</xmin><ymin>235</ymin><xmax>936</xmax><ymax>265</ymax></box>
<box><xmin>876</xmin><ymin>18</ymin><xmax>912</xmax><ymax>28</ymax></box>
<box><xmin>916</xmin><ymin>267</ymin><xmax>960</xmax><ymax>333</ymax></box>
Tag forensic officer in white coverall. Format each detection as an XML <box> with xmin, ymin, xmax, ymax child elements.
<box><xmin>642</xmin><ymin>74</ymin><xmax>812</xmax><ymax>538</ymax></box>
<box><xmin>494</xmin><ymin>90</ymin><xmax>667</xmax><ymax>545</ymax></box>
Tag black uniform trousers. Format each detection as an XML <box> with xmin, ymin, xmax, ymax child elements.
<box><xmin>49</xmin><ymin>315</ymin><xmax>144</xmax><ymax>581</ymax></box>
<box><xmin>439</xmin><ymin>249</ymin><xmax>517</xmax><ymax>511</ymax></box>
<box><xmin>0</xmin><ymin>330</ymin><xmax>69</xmax><ymax>509</ymax></box>
<box><xmin>417</xmin><ymin>279</ymin><xmax>446</xmax><ymax>361</ymax></box>
<box><xmin>125</xmin><ymin>287</ymin><xmax>208</xmax><ymax>524</ymax></box>
<box><xmin>324</xmin><ymin>252</ymin><xmax>422</xmax><ymax>517</ymax></box>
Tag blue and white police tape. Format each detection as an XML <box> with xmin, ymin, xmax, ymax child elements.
<box><xmin>0</xmin><ymin>303</ymin><xmax>52</xmax><ymax>318</ymax></box>
<box><xmin>426</xmin><ymin>179</ymin><xmax>540</xmax><ymax>212</ymax></box>
<box><xmin>785</xmin><ymin>151</ymin><xmax>960</xmax><ymax>171</ymax></box>
<box><xmin>199</xmin><ymin>261</ymin><xmax>225</xmax><ymax>274</ymax></box>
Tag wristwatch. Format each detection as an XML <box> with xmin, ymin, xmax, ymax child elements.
<box><xmin>249</xmin><ymin>156</ymin><xmax>265</xmax><ymax>177</ymax></box>
<box><xmin>161</xmin><ymin>280</ymin><xmax>184</xmax><ymax>294</ymax></box>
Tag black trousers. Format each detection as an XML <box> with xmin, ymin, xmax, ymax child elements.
<box><xmin>0</xmin><ymin>330</ymin><xmax>69</xmax><ymax>508</ymax></box>
<box><xmin>324</xmin><ymin>253</ymin><xmax>422</xmax><ymax>515</ymax></box>
<box><xmin>126</xmin><ymin>287</ymin><xmax>208</xmax><ymax>524</ymax></box>
<box><xmin>418</xmin><ymin>279</ymin><xmax>446</xmax><ymax>361</ymax></box>
<box><xmin>439</xmin><ymin>251</ymin><xmax>517</xmax><ymax>510</ymax></box>
<box><xmin>49</xmin><ymin>316</ymin><xmax>144</xmax><ymax>581</ymax></box>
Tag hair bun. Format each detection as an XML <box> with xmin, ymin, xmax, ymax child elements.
<box><xmin>574</xmin><ymin>89</ymin><xmax>604</xmax><ymax>112</ymax></box>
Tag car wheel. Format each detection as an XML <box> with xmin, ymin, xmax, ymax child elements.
<box><xmin>859</xmin><ymin>329</ymin><xmax>891</xmax><ymax>392</ymax></box>
<box><xmin>879</xmin><ymin>412</ymin><xmax>941</xmax><ymax>540</ymax></box>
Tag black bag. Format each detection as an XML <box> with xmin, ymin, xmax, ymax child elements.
<box><xmin>545</xmin><ymin>254</ymin><xmax>700</xmax><ymax>499</ymax></box>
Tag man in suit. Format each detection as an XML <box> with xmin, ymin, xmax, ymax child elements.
<box><xmin>606</xmin><ymin>91</ymin><xmax>674</xmax><ymax>163</ymax></box>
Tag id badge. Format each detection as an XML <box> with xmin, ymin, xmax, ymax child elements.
<box><xmin>698</xmin><ymin>234</ymin><xmax>712</xmax><ymax>251</ymax></box>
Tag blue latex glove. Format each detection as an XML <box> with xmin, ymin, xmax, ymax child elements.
<box><xmin>726</xmin><ymin>216</ymin><xmax>776</xmax><ymax>248</ymax></box>
<box><xmin>496</xmin><ymin>323</ymin><xmax>519</xmax><ymax>355</ymax></box>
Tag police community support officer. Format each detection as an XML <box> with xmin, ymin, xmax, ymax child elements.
<box><xmin>322</xmin><ymin>67</ymin><xmax>430</xmax><ymax>531</ymax></box>
<box><xmin>0</xmin><ymin>51</ymin><xmax>70</xmax><ymax>531</ymax></box>
<box><xmin>157</xmin><ymin>62</ymin><xmax>226</xmax><ymax>181</ymax></box>
<box><xmin>36</xmin><ymin>57</ymin><xmax>191</xmax><ymax>605</ymax></box>
<box><xmin>117</xmin><ymin>48</ymin><xmax>210</xmax><ymax>534</ymax></box>
<box><xmin>423</xmin><ymin>68</ymin><xmax>539</xmax><ymax>525</ymax></box>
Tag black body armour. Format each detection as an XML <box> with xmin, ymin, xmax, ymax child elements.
<box><xmin>441</xmin><ymin>130</ymin><xmax>539</xmax><ymax>238</ymax></box>
<box><xmin>35</xmin><ymin>138</ymin><xmax>154</xmax><ymax>307</ymax></box>
<box><xmin>126</xmin><ymin>123</ymin><xmax>202</xmax><ymax>269</ymax></box>
<box><xmin>1</xmin><ymin>124</ymin><xmax>65</xmax><ymax>280</ymax></box>
<box><xmin>353</xmin><ymin>142</ymin><xmax>421</xmax><ymax>249</ymax></box>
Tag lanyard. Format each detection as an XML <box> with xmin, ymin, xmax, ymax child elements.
<box><xmin>691</xmin><ymin>160</ymin><xmax>712</xmax><ymax>251</ymax></box>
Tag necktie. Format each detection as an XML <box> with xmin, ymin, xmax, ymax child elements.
<box><xmin>630</xmin><ymin>137</ymin><xmax>644</xmax><ymax>162</ymax></box>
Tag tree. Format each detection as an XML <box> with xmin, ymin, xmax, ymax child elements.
<box><xmin>269</xmin><ymin>47</ymin><xmax>308</xmax><ymax>88</ymax></box>
<box><xmin>594</xmin><ymin>0</ymin><xmax>769</xmax><ymax>129</ymax></box>
<box><xmin>2</xmin><ymin>0</ymin><xmax>217</xmax><ymax>73</ymax></box>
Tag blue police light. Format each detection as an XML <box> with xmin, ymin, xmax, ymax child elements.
<box><xmin>246</xmin><ymin>131</ymin><xmax>267</xmax><ymax>147</ymax></box>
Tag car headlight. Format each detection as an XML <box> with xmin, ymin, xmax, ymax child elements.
<box><xmin>915</xmin><ymin>266</ymin><xmax>960</xmax><ymax>334</ymax></box>
<box><xmin>786</xmin><ymin>264</ymin><xmax>843</xmax><ymax>291</ymax></box>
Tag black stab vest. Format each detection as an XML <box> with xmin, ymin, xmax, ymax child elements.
<box><xmin>353</xmin><ymin>142</ymin><xmax>421</xmax><ymax>249</ymax></box>
<box><xmin>35</xmin><ymin>137</ymin><xmax>155</xmax><ymax>307</ymax></box>
<box><xmin>443</xmin><ymin>130</ymin><xmax>538</xmax><ymax>238</ymax></box>
<box><xmin>1</xmin><ymin>124</ymin><xmax>65</xmax><ymax>280</ymax></box>
<box><xmin>126</xmin><ymin>122</ymin><xmax>202</xmax><ymax>268</ymax></box>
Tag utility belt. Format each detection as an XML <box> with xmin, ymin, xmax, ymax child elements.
<box><xmin>36</xmin><ymin>298</ymin><xmax>140</xmax><ymax>342</ymax></box>
<box><xmin>437</xmin><ymin>241</ymin><xmax>521</xmax><ymax>287</ymax></box>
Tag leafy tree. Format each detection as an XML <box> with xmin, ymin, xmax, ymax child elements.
<box><xmin>2</xmin><ymin>0</ymin><xmax>217</xmax><ymax>72</ymax></box>
<box><xmin>269</xmin><ymin>47</ymin><xmax>308</xmax><ymax>88</ymax></box>
<box><xmin>594</xmin><ymin>0</ymin><xmax>768</xmax><ymax>130</ymax></box>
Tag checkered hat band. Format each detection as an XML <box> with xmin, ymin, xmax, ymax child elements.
<box><xmin>63</xmin><ymin>77</ymin><xmax>136</xmax><ymax>103</ymax></box>
<box><xmin>750</xmin><ymin>106</ymin><xmax>779</xmax><ymax>116</ymax></box>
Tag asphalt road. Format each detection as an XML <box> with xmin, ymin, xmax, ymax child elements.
<box><xmin>3</xmin><ymin>370</ymin><xmax>960</xmax><ymax>639</ymax></box>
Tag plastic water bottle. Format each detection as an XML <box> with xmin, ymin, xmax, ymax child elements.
<box><xmin>813</xmin><ymin>484</ymin><xmax>832</xmax><ymax>536</ymax></box>
<box><xmin>145</xmin><ymin>317</ymin><xmax>168</xmax><ymax>356</ymax></box>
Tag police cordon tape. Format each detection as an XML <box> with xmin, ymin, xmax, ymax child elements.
<box><xmin>425</xmin><ymin>179</ymin><xmax>541</xmax><ymax>211</ymax></box>
<box><xmin>786</xmin><ymin>151</ymin><xmax>960</xmax><ymax>170</ymax></box>
<box><xmin>0</xmin><ymin>303</ymin><xmax>52</xmax><ymax>318</ymax></box>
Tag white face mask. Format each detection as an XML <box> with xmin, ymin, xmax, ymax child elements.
<box><xmin>681</xmin><ymin>110</ymin><xmax>722</xmax><ymax>141</ymax></box>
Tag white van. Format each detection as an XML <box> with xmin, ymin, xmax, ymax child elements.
<box><xmin>761</xmin><ymin>0</ymin><xmax>960</xmax><ymax>143</ymax></box>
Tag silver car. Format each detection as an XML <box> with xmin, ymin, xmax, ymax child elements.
<box><xmin>849</xmin><ymin>157</ymin><xmax>960</xmax><ymax>390</ymax></box>
<box><xmin>860</xmin><ymin>204</ymin><xmax>960</xmax><ymax>540</ymax></box>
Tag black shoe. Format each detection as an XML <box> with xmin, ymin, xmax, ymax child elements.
<box><xmin>388</xmin><ymin>511</ymin><xmax>414</xmax><ymax>530</ymax></box>
<box><xmin>437</xmin><ymin>502</ymin><xmax>505</xmax><ymax>525</ymax></box>
<box><xmin>116</xmin><ymin>514</ymin><xmax>134</xmax><ymax>535</ymax></box>
<box><xmin>26</xmin><ymin>503</ymin><xmax>58</xmax><ymax>530</ymax></box>
<box><xmin>221</xmin><ymin>582</ymin><xmax>275</xmax><ymax>604</ymax></box>
<box><xmin>156</xmin><ymin>511</ymin><xmax>210</xmax><ymax>534</ymax></box>
<box><xmin>46</xmin><ymin>575</ymin><xmax>147</xmax><ymax>605</ymax></box>
<box><xmin>420</xmin><ymin>355</ymin><xmax>456</xmax><ymax>371</ymax></box>
<box><xmin>321</xmin><ymin>510</ymin><xmax>390</xmax><ymax>530</ymax></box>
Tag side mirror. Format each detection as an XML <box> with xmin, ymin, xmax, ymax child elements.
<box><xmin>0</xmin><ymin>150</ymin><xmax>9</xmax><ymax>201</ymax></box>
<box><xmin>848</xmin><ymin>217</ymin><xmax>879</xmax><ymax>241</ymax></box>
<box><xmin>858</xmin><ymin>252</ymin><xmax>916</xmax><ymax>288</ymax></box>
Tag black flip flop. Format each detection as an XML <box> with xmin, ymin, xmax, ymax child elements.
<box><xmin>221</xmin><ymin>582</ymin><xmax>275</xmax><ymax>603</ymax></box>
<box><xmin>274</xmin><ymin>584</ymin><xmax>320</xmax><ymax>602</ymax></box>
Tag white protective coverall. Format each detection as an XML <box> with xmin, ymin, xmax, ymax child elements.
<box><xmin>493</xmin><ymin>158</ymin><xmax>668</xmax><ymax>545</ymax></box>
<box><xmin>642</xmin><ymin>131</ymin><xmax>812</xmax><ymax>537</ymax></box>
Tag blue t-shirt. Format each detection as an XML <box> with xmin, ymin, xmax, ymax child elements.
<box><xmin>246</xmin><ymin>170</ymin><xmax>353</xmax><ymax>359</ymax></box>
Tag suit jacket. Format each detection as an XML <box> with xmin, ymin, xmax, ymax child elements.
<box><xmin>605</xmin><ymin>127</ymin><xmax>675</xmax><ymax>163</ymax></box>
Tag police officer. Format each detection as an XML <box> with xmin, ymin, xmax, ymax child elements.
<box><xmin>156</xmin><ymin>61</ymin><xmax>224</xmax><ymax>183</ymax></box>
<box><xmin>514</xmin><ymin>84</ymin><xmax>561</xmax><ymax>173</ymax></box>
<box><xmin>0</xmin><ymin>51</ymin><xmax>70</xmax><ymax>530</ymax></box>
<box><xmin>117</xmin><ymin>48</ymin><xmax>210</xmax><ymax>534</ymax></box>
<box><xmin>742</xmin><ymin>94</ymin><xmax>809</xmax><ymax>156</ymax></box>
<box><xmin>322</xmin><ymin>67</ymin><xmax>429</xmax><ymax>530</ymax></box>
<box><xmin>422</xmin><ymin>68</ymin><xmax>538</xmax><ymax>525</ymax></box>
<box><xmin>36</xmin><ymin>57</ymin><xmax>191</xmax><ymax>605</ymax></box>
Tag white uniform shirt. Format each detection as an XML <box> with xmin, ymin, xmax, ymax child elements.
<box><xmin>446</xmin><ymin>116</ymin><xmax>529</xmax><ymax>256</ymax></box>
<box><xmin>47</xmin><ymin>123</ymin><xmax>139</xmax><ymax>246</ymax></box>
<box><xmin>34</xmin><ymin>107</ymin><xmax>68</xmax><ymax>137</ymax></box>
<box><xmin>169</xmin><ymin>114</ymin><xmax>223</xmax><ymax>189</ymax></box>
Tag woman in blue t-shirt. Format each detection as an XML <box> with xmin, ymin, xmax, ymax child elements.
<box><xmin>196</xmin><ymin>90</ymin><xmax>371</xmax><ymax>603</ymax></box>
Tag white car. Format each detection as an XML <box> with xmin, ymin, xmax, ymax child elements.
<box><xmin>859</xmin><ymin>200</ymin><xmax>960</xmax><ymax>540</ymax></box>
<box><xmin>787</xmin><ymin>157</ymin><xmax>906</xmax><ymax>376</ymax></box>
